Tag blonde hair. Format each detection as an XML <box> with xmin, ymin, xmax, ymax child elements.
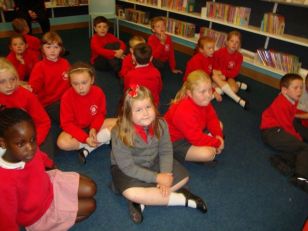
<box><xmin>41</xmin><ymin>31</ymin><xmax>64</xmax><ymax>55</ymax></box>
<box><xmin>68</xmin><ymin>62</ymin><xmax>95</xmax><ymax>81</ymax></box>
<box><xmin>150</xmin><ymin>16</ymin><xmax>165</xmax><ymax>29</ymax></box>
<box><xmin>0</xmin><ymin>57</ymin><xmax>19</xmax><ymax>80</ymax></box>
<box><xmin>116</xmin><ymin>85</ymin><xmax>162</xmax><ymax>147</ymax></box>
<box><xmin>171</xmin><ymin>70</ymin><xmax>211</xmax><ymax>104</ymax></box>
<box><xmin>129</xmin><ymin>35</ymin><xmax>146</xmax><ymax>49</ymax></box>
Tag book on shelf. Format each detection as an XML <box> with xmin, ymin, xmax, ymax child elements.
<box><xmin>161</xmin><ymin>0</ymin><xmax>195</xmax><ymax>13</ymax></box>
<box><xmin>254</xmin><ymin>49</ymin><xmax>301</xmax><ymax>73</ymax></box>
<box><xmin>124</xmin><ymin>8</ymin><xmax>150</xmax><ymax>24</ymax></box>
<box><xmin>206</xmin><ymin>2</ymin><xmax>251</xmax><ymax>26</ymax></box>
<box><xmin>260</xmin><ymin>13</ymin><xmax>285</xmax><ymax>35</ymax></box>
<box><xmin>165</xmin><ymin>17</ymin><xmax>195</xmax><ymax>38</ymax></box>
<box><xmin>199</xmin><ymin>27</ymin><xmax>227</xmax><ymax>49</ymax></box>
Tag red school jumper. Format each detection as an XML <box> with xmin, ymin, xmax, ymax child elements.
<box><xmin>0</xmin><ymin>86</ymin><xmax>50</xmax><ymax>145</ymax></box>
<box><xmin>164</xmin><ymin>97</ymin><xmax>223</xmax><ymax>148</ymax></box>
<box><xmin>213</xmin><ymin>47</ymin><xmax>243</xmax><ymax>79</ymax></box>
<box><xmin>260</xmin><ymin>93</ymin><xmax>302</xmax><ymax>141</ymax></box>
<box><xmin>124</xmin><ymin>64</ymin><xmax>162</xmax><ymax>106</ymax></box>
<box><xmin>0</xmin><ymin>150</ymin><xmax>54</xmax><ymax>231</ymax></box>
<box><xmin>90</xmin><ymin>33</ymin><xmax>126</xmax><ymax>64</ymax></box>
<box><xmin>119</xmin><ymin>53</ymin><xmax>135</xmax><ymax>79</ymax></box>
<box><xmin>29</xmin><ymin>57</ymin><xmax>70</xmax><ymax>107</ymax></box>
<box><xmin>24</xmin><ymin>34</ymin><xmax>41</xmax><ymax>59</ymax></box>
<box><xmin>147</xmin><ymin>34</ymin><xmax>176</xmax><ymax>70</ymax></box>
<box><xmin>183</xmin><ymin>52</ymin><xmax>213</xmax><ymax>81</ymax></box>
<box><xmin>60</xmin><ymin>86</ymin><xmax>106</xmax><ymax>143</ymax></box>
<box><xmin>7</xmin><ymin>49</ymin><xmax>39</xmax><ymax>81</ymax></box>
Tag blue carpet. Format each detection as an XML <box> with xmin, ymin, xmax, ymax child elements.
<box><xmin>1</xmin><ymin>28</ymin><xmax>307</xmax><ymax>231</ymax></box>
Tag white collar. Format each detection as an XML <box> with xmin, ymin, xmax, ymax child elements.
<box><xmin>0</xmin><ymin>150</ymin><xmax>25</xmax><ymax>170</ymax></box>
<box><xmin>136</xmin><ymin>63</ymin><xmax>149</xmax><ymax>68</ymax></box>
<box><xmin>282</xmin><ymin>93</ymin><xmax>296</xmax><ymax>105</ymax></box>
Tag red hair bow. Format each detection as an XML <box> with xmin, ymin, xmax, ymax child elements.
<box><xmin>128</xmin><ymin>84</ymin><xmax>139</xmax><ymax>97</ymax></box>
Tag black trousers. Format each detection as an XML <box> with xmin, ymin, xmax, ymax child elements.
<box><xmin>261</xmin><ymin>127</ymin><xmax>308</xmax><ymax>178</ymax></box>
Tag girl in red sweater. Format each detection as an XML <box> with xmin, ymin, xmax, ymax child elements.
<box><xmin>29</xmin><ymin>31</ymin><xmax>70</xmax><ymax>124</ymax></box>
<box><xmin>0</xmin><ymin>57</ymin><xmax>54</xmax><ymax>159</ymax></box>
<box><xmin>0</xmin><ymin>108</ymin><xmax>96</xmax><ymax>231</ymax></box>
<box><xmin>57</xmin><ymin>62</ymin><xmax>117</xmax><ymax>164</ymax></box>
<box><xmin>6</xmin><ymin>34</ymin><xmax>39</xmax><ymax>81</ymax></box>
<box><xmin>164</xmin><ymin>70</ymin><xmax>224</xmax><ymax>163</ymax></box>
<box><xmin>213</xmin><ymin>31</ymin><xmax>248</xmax><ymax>109</ymax></box>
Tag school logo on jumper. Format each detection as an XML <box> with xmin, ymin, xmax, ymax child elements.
<box><xmin>62</xmin><ymin>72</ymin><xmax>68</xmax><ymax>80</ymax></box>
<box><xmin>165</xmin><ymin>44</ymin><xmax>170</xmax><ymax>52</ymax></box>
<box><xmin>228</xmin><ymin>61</ymin><xmax>235</xmax><ymax>69</ymax></box>
<box><xmin>90</xmin><ymin>105</ymin><xmax>98</xmax><ymax>116</ymax></box>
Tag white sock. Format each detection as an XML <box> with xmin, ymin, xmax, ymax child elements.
<box><xmin>236</xmin><ymin>81</ymin><xmax>248</xmax><ymax>90</ymax></box>
<box><xmin>97</xmin><ymin>128</ymin><xmax>111</xmax><ymax>144</ymax></box>
<box><xmin>79</xmin><ymin>143</ymin><xmax>95</xmax><ymax>156</ymax></box>
<box><xmin>215</xmin><ymin>87</ymin><xmax>224</xmax><ymax>95</ymax></box>
<box><xmin>140</xmin><ymin>204</ymin><xmax>145</xmax><ymax>212</ymax></box>
<box><xmin>0</xmin><ymin>147</ymin><xmax>5</xmax><ymax>156</ymax></box>
<box><xmin>221</xmin><ymin>84</ymin><xmax>247</xmax><ymax>109</ymax></box>
<box><xmin>167</xmin><ymin>192</ymin><xmax>196</xmax><ymax>208</ymax></box>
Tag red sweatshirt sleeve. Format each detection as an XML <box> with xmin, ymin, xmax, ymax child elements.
<box><xmin>206</xmin><ymin>104</ymin><xmax>223</xmax><ymax>138</ymax></box>
<box><xmin>24</xmin><ymin>89</ymin><xmax>51</xmax><ymax>145</ymax></box>
<box><xmin>38</xmin><ymin>149</ymin><xmax>54</xmax><ymax>168</ymax></box>
<box><xmin>119</xmin><ymin>54</ymin><xmax>134</xmax><ymax>79</ymax></box>
<box><xmin>90</xmin><ymin>90</ymin><xmax>106</xmax><ymax>131</ymax></box>
<box><xmin>148</xmin><ymin>35</ymin><xmax>165</xmax><ymax>60</ymax></box>
<box><xmin>60</xmin><ymin>90</ymin><xmax>89</xmax><ymax>143</ymax></box>
<box><xmin>7</xmin><ymin>52</ymin><xmax>27</xmax><ymax>81</ymax></box>
<box><xmin>29</xmin><ymin>61</ymin><xmax>45</xmax><ymax>95</ymax></box>
<box><xmin>172</xmin><ymin>100</ymin><xmax>222</xmax><ymax>147</ymax></box>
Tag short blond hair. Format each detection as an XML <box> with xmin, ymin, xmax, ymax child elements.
<box><xmin>129</xmin><ymin>35</ymin><xmax>146</xmax><ymax>49</ymax></box>
<box><xmin>0</xmin><ymin>57</ymin><xmax>19</xmax><ymax>80</ymax></box>
<box><xmin>150</xmin><ymin>16</ymin><xmax>165</xmax><ymax>29</ymax></box>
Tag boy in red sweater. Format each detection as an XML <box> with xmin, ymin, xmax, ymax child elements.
<box><xmin>147</xmin><ymin>16</ymin><xmax>182</xmax><ymax>74</ymax></box>
<box><xmin>7</xmin><ymin>35</ymin><xmax>39</xmax><ymax>81</ymax></box>
<box><xmin>165</xmin><ymin>70</ymin><xmax>224</xmax><ymax>163</ymax></box>
<box><xmin>90</xmin><ymin>16</ymin><xmax>126</xmax><ymax>73</ymax></box>
<box><xmin>29</xmin><ymin>31</ymin><xmax>70</xmax><ymax>125</ymax></box>
<box><xmin>213</xmin><ymin>31</ymin><xmax>248</xmax><ymax>109</ymax></box>
<box><xmin>11</xmin><ymin>18</ymin><xmax>41</xmax><ymax>59</ymax></box>
<box><xmin>260</xmin><ymin>73</ymin><xmax>308</xmax><ymax>193</ymax></box>
<box><xmin>124</xmin><ymin>43</ymin><xmax>162</xmax><ymax>106</ymax></box>
<box><xmin>119</xmin><ymin>35</ymin><xmax>145</xmax><ymax>79</ymax></box>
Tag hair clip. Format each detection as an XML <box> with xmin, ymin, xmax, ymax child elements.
<box><xmin>128</xmin><ymin>84</ymin><xmax>139</xmax><ymax>97</ymax></box>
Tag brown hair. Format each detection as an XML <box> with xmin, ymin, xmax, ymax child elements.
<box><xmin>197</xmin><ymin>36</ymin><xmax>215</xmax><ymax>50</ymax></box>
<box><xmin>227</xmin><ymin>30</ymin><xmax>241</xmax><ymax>44</ymax></box>
<box><xmin>150</xmin><ymin>16</ymin><xmax>165</xmax><ymax>30</ymax></box>
<box><xmin>93</xmin><ymin>16</ymin><xmax>109</xmax><ymax>27</ymax></box>
<box><xmin>116</xmin><ymin>85</ymin><xmax>162</xmax><ymax>147</ymax></box>
<box><xmin>11</xmin><ymin>18</ymin><xmax>29</xmax><ymax>34</ymax></box>
<box><xmin>9</xmin><ymin>34</ymin><xmax>26</xmax><ymax>47</ymax></box>
<box><xmin>280</xmin><ymin>73</ymin><xmax>303</xmax><ymax>89</ymax></box>
<box><xmin>68</xmin><ymin>62</ymin><xmax>95</xmax><ymax>82</ymax></box>
<box><xmin>41</xmin><ymin>31</ymin><xmax>64</xmax><ymax>55</ymax></box>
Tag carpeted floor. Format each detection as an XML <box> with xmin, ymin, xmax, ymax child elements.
<box><xmin>1</xmin><ymin>28</ymin><xmax>307</xmax><ymax>231</ymax></box>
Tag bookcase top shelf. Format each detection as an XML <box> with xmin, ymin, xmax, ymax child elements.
<box><xmin>117</xmin><ymin>0</ymin><xmax>308</xmax><ymax>47</ymax></box>
<box><xmin>261</xmin><ymin>0</ymin><xmax>308</xmax><ymax>8</ymax></box>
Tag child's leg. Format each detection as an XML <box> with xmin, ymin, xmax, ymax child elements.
<box><xmin>96</xmin><ymin>118</ymin><xmax>117</xmax><ymax>144</ymax></box>
<box><xmin>76</xmin><ymin>174</ymin><xmax>97</xmax><ymax>222</ymax></box>
<box><xmin>185</xmin><ymin>145</ymin><xmax>216</xmax><ymax>162</ymax></box>
<box><xmin>227</xmin><ymin>78</ymin><xmax>240</xmax><ymax>93</ymax></box>
<box><xmin>57</xmin><ymin>131</ymin><xmax>84</xmax><ymax>151</ymax></box>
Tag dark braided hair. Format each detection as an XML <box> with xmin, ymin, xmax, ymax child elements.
<box><xmin>0</xmin><ymin>107</ymin><xmax>34</xmax><ymax>137</ymax></box>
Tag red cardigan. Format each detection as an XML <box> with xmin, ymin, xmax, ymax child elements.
<box><xmin>260</xmin><ymin>93</ymin><xmax>302</xmax><ymax>141</ymax></box>
<box><xmin>184</xmin><ymin>52</ymin><xmax>213</xmax><ymax>81</ymax></box>
<box><xmin>60</xmin><ymin>86</ymin><xmax>107</xmax><ymax>142</ymax></box>
<box><xmin>90</xmin><ymin>33</ymin><xmax>126</xmax><ymax>63</ymax></box>
<box><xmin>29</xmin><ymin>57</ymin><xmax>70</xmax><ymax>107</ymax></box>
<box><xmin>0</xmin><ymin>86</ymin><xmax>50</xmax><ymax>145</ymax></box>
<box><xmin>164</xmin><ymin>97</ymin><xmax>223</xmax><ymax>147</ymax></box>
<box><xmin>148</xmin><ymin>34</ymin><xmax>176</xmax><ymax>70</ymax></box>
<box><xmin>213</xmin><ymin>47</ymin><xmax>243</xmax><ymax>79</ymax></box>
<box><xmin>0</xmin><ymin>149</ymin><xmax>54</xmax><ymax>230</ymax></box>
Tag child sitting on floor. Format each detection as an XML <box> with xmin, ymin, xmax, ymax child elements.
<box><xmin>111</xmin><ymin>85</ymin><xmax>207</xmax><ymax>224</ymax></box>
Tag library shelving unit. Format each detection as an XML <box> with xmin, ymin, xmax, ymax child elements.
<box><xmin>115</xmin><ymin>0</ymin><xmax>308</xmax><ymax>81</ymax></box>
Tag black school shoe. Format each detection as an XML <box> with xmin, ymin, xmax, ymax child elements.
<box><xmin>178</xmin><ymin>188</ymin><xmax>207</xmax><ymax>213</ymax></box>
<box><xmin>78</xmin><ymin>148</ymin><xmax>89</xmax><ymax>164</ymax></box>
<box><xmin>270</xmin><ymin>155</ymin><xmax>294</xmax><ymax>176</ymax></box>
<box><xmin>290</xmin><ymin>175</ymin><xmax>308</xmax><ymax>193</ymax></box>
<box><xmin>127</xmin><ymin>201</ymin><xmax>143</xmax><ymax>224</ymax></box>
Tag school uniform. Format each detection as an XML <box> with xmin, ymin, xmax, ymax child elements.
<box><xmin>111</xmin><ymin>119</ymin><xmax>188</xmax><ymax>193</ymax></box>
<box><xmin>260</xmin><ymin>93</ymin><xmax>308</xmax><ymax>178</ymax></box>
<box><xmin>213</xmin><ymin>47</ymin><xmax>243</xmax><ymax>79</ymax></box>
<box><xmin>164</xmin><ymin>97</ymin><xmax>223</xmax><ymax>161</ymax></box>
<box><xmin>7</xmin><ymin>49</ymin><xmax>39</xmax><ymax>81</ymax></box>
<box><xmin>0</xmin><ymin>149</ymin><xmax>79</xmax><ymax>231</ymax></box>
<box><xmin>119</xmin><ymin>53</ymin><xmax>135</xmax><ymax>79</ymax></box>
<box><xmin>24</xmin><ymin>34</ymin><xmax>41</xmax><ymax>59</ymax></box>
<box><xmin>123</xmin><ymin>64</ymin><xmax>162</xmax><ymax>105</ymax></box>
<box><xmin>183</xmin><ymin>53</ymin><xmax>213</xmax><ymax>81</ymax></box>
<box><xmin>147</xmin><ymin>34</ymin><xmax>176</xmax><ymax>71</ymax></box>
<box><xmin>90</xmin><ymin>33</ymin><xmax>126</xmax><ymax>72</ymax></box>
<box><xmin>60</xmin><ymin>86</ymin><xmax>106</xmax><ymax>143</ymax></box>
<box><xmin>29</xmin><ymin>57</ymin><xmax>70</xmax><ymax>124</ymax></box>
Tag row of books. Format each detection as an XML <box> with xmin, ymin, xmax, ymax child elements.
<box><xmin>124</xmin><ymin>8</ymin><xmax>150</xmax><ymax>24</ymax></box>
<box><xmin>161</xmin><ymin>0</ymin><xmax>195</xmax><ymax>13</ymax></box>
<box><xmin>206</xmin><ymin>2</ymin><xmax>251</xmax><ymax>26</ymax></box>
<box><xmin>129</xmin><ymin>0</ymin><xmax>160</xmax><ymax>6</ymax></box>
<box><xmin>199</xmin><ymin>27</ymin><xmax>227</xmax><ymax>49</ymax></box>
<box><xmin>260</xmin><ymin>13</ymin><xmax>285</xmax><ymax>35</ymax></box>
<box><xmin>165</xmin><ymin>17</ymin><xmax>195</xmax><ymax>38</ymax></box>
<box><xmin>49</xmin><ymin>0</ymin><xmax>88</xmax><ymax>6</ymax></box>
<box><xmin>254</xmin><ymin>49</ymin><xmax>301</xmax><ymax>73</ymax></box>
